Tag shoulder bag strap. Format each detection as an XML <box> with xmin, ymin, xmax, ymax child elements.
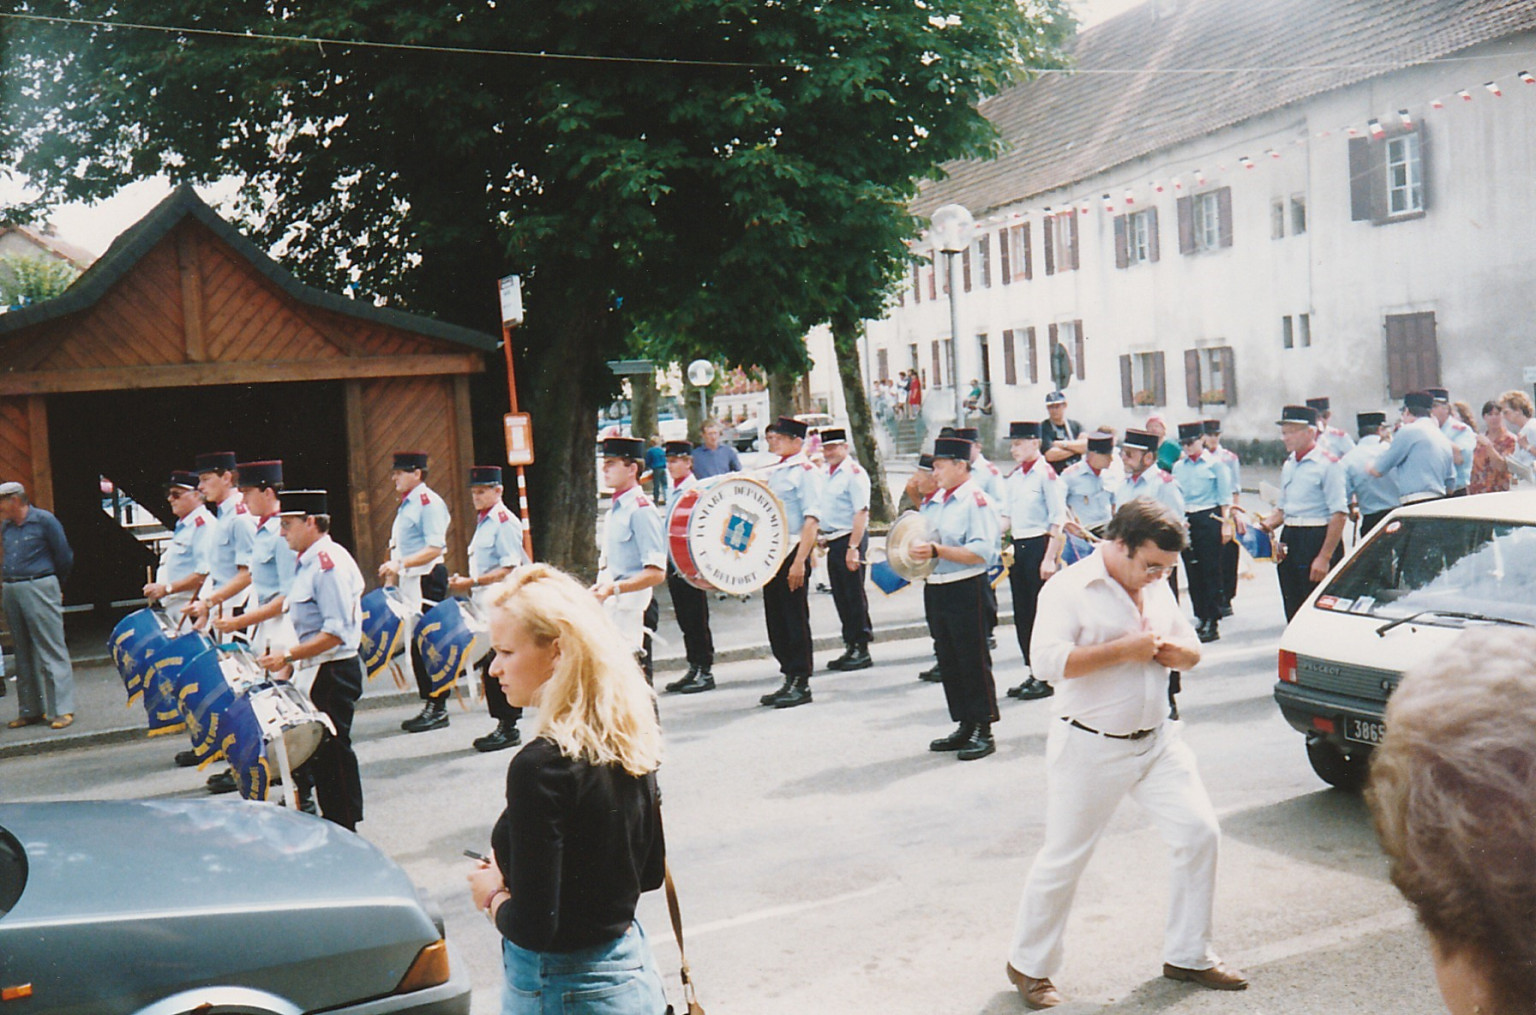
<box><xmin>664</xmin><ymin>862</ymin><xmax>705</xmax><ymax>1014</ymax></box>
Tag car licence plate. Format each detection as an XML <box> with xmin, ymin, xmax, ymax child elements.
<box><xmin>1345</xmin><ymin>718</ymin><xmax>1385</xmax><ymax>745</ymax></box>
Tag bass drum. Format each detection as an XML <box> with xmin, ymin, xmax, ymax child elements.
<box><xmin>668</xmin><ymin>475</ymin><xmax>790</xmax><ymax>594</ymax></box>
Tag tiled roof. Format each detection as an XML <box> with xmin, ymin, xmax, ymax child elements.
<box><xmin>0</xmin><ymin>223</ymin><xmax>97</xmax><ymax>270</ymax></box>
<box><xmin>916</xmin><ymin>0</ymin><xmax>1536</xmax><ymax>217</ymax></box>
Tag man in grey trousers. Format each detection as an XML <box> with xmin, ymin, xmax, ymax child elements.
<box><xmin>1</xmin><ymin>482</ymin><xmax>76</xmax><ymax>729</ymax></box>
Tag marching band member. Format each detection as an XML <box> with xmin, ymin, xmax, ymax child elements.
<box><xmin>819</xmin><ymin>428</ymin><xmax>874</xmax><ymax>673</ymax></box>
<box><xmin>384</xmin><ymin>451</ymin><xmax>453</xmax><ymax>733</ymax></box>
<box><xmin>1001</xmin><ymin>421</ymin><xmax>1065</xmax><ymax>703</ymax></box>
<box><xmin>956</xmin><ymin>426</ymin><xmax>1004</xmax><ymax>648</ymax></box>
<box><xmin>448</xmin><ymin>465</ymin><xmax>530</xmax><ymax>751</ymax></box>
<box><xmin>187</xmin><ymin>451</ymin><xmax>256</xmax><ymax>627</ymax></box>
<box><xmin>1341</xmin><ymin>412</ymin><xmax>1401</xmax><ymax>537</ymax></box>
<box><xmin>660</xmin><ymin>441</ymin><xmax>718</xmax><ymax>694</ymax></box>
<box><xmin>1256</xmin><ymin>405</ymin><xmax>1348</xmax><ymax>622</ymax></box>
<box><xmin>592</xmin><ymin>436</ymin><xmax>667</xmax><ymax>683</ymax></box>
<box><xmin>904</xmin><ymin>455</ymin><xmax>948</xmax><ymax>685</ymax></box>
<box><xmin>1307</xmin><ymin>397</ymin><xmax>1356</xmax><ymax>459</ymax></box>
<box><xmin>758</xmin><ymin>417</ymin><xmax>823</xmax><ymax>709</ymax></box>
<box><xmin>1171</xmin><ymin>423</ymin><xmax>1232</xmax><ymax>644</ymax></box>
<box><xmin>1114</xmin><ymin>429</ymin><xmax>1187</xmax><ymax>516</ymax></box>
<box><xmin>258</xmin><ymin>489</ymin><xmax>366</xmax><ymax>831</ymax></box>
<box><xmin>211</xmin><ymin>461</ymin><xmax>297</xmax><ymax>659</ymax></box>
<box><xmin>1201</xmin><ymin>421</ymin><xmax>1244</xmax><ymax>618</ymax></box>
<box><xmin>1428</xmin><ymin>387</ymin><xmax>1477</xmax><ymax>496</ymax></box>
<box><xmin>1060</xmin><ymin>432</ymin><xmax>1118</xmax><ymax>539</ymax></box>
<box><xmin>914</xmin><ymin>436</ymin><xmax>1001</xmax><ymax>760</ymax></box>
<box><xmin>1367</xmin><ymin>391</ymin><xmax>1457</xmax><ymax>504</ymax></box>
<box><xmin>142</xmin><ymin>471</ymin><xmax>212</xmax><ymax>619</ymax></box>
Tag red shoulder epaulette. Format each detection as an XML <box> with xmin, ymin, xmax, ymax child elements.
<box><xmin>420</xmin><ymin>492</ymin><xmax>431</xmax><ymax>506</ymax></box>
<box><xmin>317</xmin><ymin>551</ymin><xmax>335</xmax><ymax>571</ymax></box>
<box><xmin>497</xmin><ymin>509</ymin><xmax>511</xmax><ymax>523</ymax></box>
<box><xmin>235</xmin><ymin>502</ymin><xmax>249</xmax><ymax>514</ymax></box>
<box><xmin>973</xmin><ymin>491</ymin><xmax>988</xmax><ymax>508</ymax></box>
<box><xmin>636</xmin><ymin>495</ymin><xmax>651</xmax><ymax>507</ymax></box>
<box><xmin>802</xmin><ymin>462</ymin><xmax>814</xmax><ymax>471</ymax></box>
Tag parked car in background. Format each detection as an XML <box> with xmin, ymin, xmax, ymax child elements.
<box><xmin>0</xmin><ymin>800</ymin><xmax>471</xmax><ymax>1014</ymax></box>
<box><xmin>1273</xmin><ymin>492</ymin><xmax>1536</xmax><ymax>790</ymax></box>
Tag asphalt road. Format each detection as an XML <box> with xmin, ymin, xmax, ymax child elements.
<box><xmin>2</xmin><ymin>565</ymin><xmax>1443</xmax><ymax>1015</ymax></box>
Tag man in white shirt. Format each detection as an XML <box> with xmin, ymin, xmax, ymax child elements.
<box><xmin>1500</xmin><ymin>389</ymin><xmax>1536</xmax><ymax>475</ymax></box>
<box><xmin>1005</xmin><ymin>499</ymin><xmax>1247</xmax><ymax>1009</ymax></box>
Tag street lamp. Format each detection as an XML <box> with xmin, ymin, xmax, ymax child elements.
<box><xmin>930</xmin><ymin>203</ymin><xmax>974</xmax><ymax>424</ymax></box>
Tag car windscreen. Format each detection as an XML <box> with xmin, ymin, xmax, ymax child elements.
<box><xmin>1318</xmin><ymin>516</ymin><xmax>1536</xmax><ymax>626</ymax></box>
<box><xmin>0</xmin><ymin>826</ymin><xmax>25</xmax><ymax>914</ymax></box>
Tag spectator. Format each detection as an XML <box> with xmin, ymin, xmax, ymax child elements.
<box><xmin>896</xmin><ymin>371</ymin><xmax>909</xmax><ymax>419</ymax></box>
<box><xmin>1499</xmin><ymin>390</ymin><xmax>1536</xmax><ymax>471</ymax></box>
<box><xmin>1</xmin><ymin>482</ymin><xmax>76</xmax><ymax>730</ymax></box>
<box><xmin>1367</xmin><ymin>630</ymin><xmax>1536</xmax><ymax>1015</ymax></box>
<box><xmin>1470</xmin><ymin>400</ymin><xmax>1517</xmax><ymax>495</ymax></box>
<box><xmin>908</xmin><ymin>370</ymin><xmax>923</xmax><ymax>418</ymax></box>
<box><xmin>1146</xmin><ymin>415</ymin><xmax>1180</xmax><ymax>474</ymax></box>
<box><xmin>643</xmin><ymin>436</ymin><xmax>667</xmax><ymax>504</ymax></box>
<box><xmin>691</xmin><ymin>420</ymin><xmax>743</xmax><ymax>479</ymax></box>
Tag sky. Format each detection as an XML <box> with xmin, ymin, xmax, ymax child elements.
<box><xmin>0</xmin><ymin>0</ymin><xmax>1150</xmax><ymax>259</ymax></box>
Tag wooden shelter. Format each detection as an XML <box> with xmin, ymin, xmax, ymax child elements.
<box><xmin>0</xmin><ymin>186</ymin><xmax>497</xmax><ymax>606</ymax></box>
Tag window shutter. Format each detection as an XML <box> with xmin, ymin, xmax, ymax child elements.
<box><xmin>1177</xmin><ymin>196</ymin><xmax>1195</xmax><ymax>253</ymax></box>
<box><xmin>978</xmin><ymin>235</ymin><xmax>991</xmax><ymax>288</ymax></box>
<box><xmin>1153</xmin><ymin>350</ymin><xmax>1167</xmax><ymax>406</ymax></box>
<box><xmin>1368</xmin><ymin>139</ymin><xmax>1389</xmax><ymax>223</ymax></box>
<box><xmin>1219</xmin><ymin>346</ymin><xmax>1236</xmax><ymax>406</ymax></box>
<box><xmin>1120</xmin><ymin>355</ymin><xmax>1133</xmax><ymax>406</ymax></box>
<box><xmin>962</xmin><ymin>248</ymin><xmax>972</xmax><ymax>292</ymax></box>
<box><xmin>1003</xmin><ymin>329</ymin><xmax>1017</xmax><ymax>384</ymax></box>
<box><xmin>999</xmin><ymin>229</ymin><xmax>1011</xmax><ymax>284</ymax></box>
<box><xmin>1147</xmin><ymin>207</ymin><xmax>1161</xmax><ymax>262</ymax></box>
<box><xmin>1043</xmin><ymin>218</ymin><xmax>1055</xmax><ymax>275</ymax></box>
<box><xmin>1074</xmin><ymin>320</ymin><xmax>1085</xmax><ymax>380</ymax></box>
<box><xmin>1347</xmin><ymin>137</ymin><xmax>1372</xmax><ymax>221</ymax></box>
<box><xmin>1217</xmin><ymin>187</ymin><xmax>1234</xmax><ymax>248</ymax></box>
<box><xmin>1026</xmin><ymin>326</ymin><xmax>1038</xmax><ymax>383</ymax></box>
<box><xmin>932</xmin><ymin>340</ymin><xmax>942</xmax><ymax>387</ymax></box>
<box><xmin>927</xmin><ymin>264</ymin><xmax>936</xmax><ymax>301</ymax></box>
<box><xmin>1048</xmin><ymin>323</ymin><xmax>1059</xmax><ymax>384</ymax></box>
<box><xmin>1068</xmin><ymin>210</ymin><xmax>1080</xmax><ymax>270</ymax></box>
<box><xmin>1417</xmin><ymin>124</ymin><xmax>1431</xmax><ymax>213</ymax></box>
<box><xmin>1185</xmin><ymin>349</ymin><xmax>1202</xmax><ymax>407</ymax></box>
<box><xmin>877</xmin><ymin>348</ymin><xmax>889</xmax><ymax>381</ymax></box>
<box><xmin>912</xmin><ymin>263</ymin><xmax>922</xmax><ymax>304</ymax></box>
<box><xmin>1023</xmin><ymin>223</ymin><xmax>1033</xmax><ymax>280</ymax></box>
<box><xmin>1113</xmin><ymin>214</ymin><xmax>1129</xmax><ymax>269</ymax></box>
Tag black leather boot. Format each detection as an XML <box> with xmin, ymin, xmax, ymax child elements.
<box><xmin>664</xmin><ymin>665</ymin><xmax>699</xmax><ymax>693</ymax></box>
<box><xmin>957</xmin><ymin>723</ymin><xmax>996</xmax><ymax>761</ymax></box>
<box><xmin>174</xmin><ymin>749</ymin><xmax>200</xmax><ymax>767</ymax></box>
<box><xmin>839</xmin><ymin>645</ymin><xmax>873</xmax><ymax>671</ymax></box>
<box><xmin>206</xmin><ymin>769</ymin><xmax>238</xmax><ymax>794</ymax></box>
<box><xmin>772</xmin><ymin>674</ymin><xmax>813</xmax><ymax>709</ymax></box>
<box><xmin>473</xmin><ymin>719</ymin><xmax>522</xmax><ymax>752</ymax></box>
<box><xmin>929</xmin><ymin>722</ymin><xmax>975</xmax><ymax>752</ymax></box>
<box><xmin>760</xmin><ymin>677</ymin><xmax>796</xmax><ymax>706</ymax></box>
<box><xmin>1009</xmin><ymin>677</ymin><xmax>1054</xmax><ymax>701</ymax></box>
<box><xmin>677</xmin><ymin>669</ymin><xmax>716</xmax><ymax>694</ymax></box>
<box><xmin>918</xmin><ymin>663</ymin><xmax>944</xmax><ymax>683</ymax></box>
<box><xmin>826</xmin><ymin>645</ymin><xmax>856</xmax><ymax>671</ymax></box>
<box><xmin>401</xmin><ymin>698</ymin><xmax>449</xmax><ymax>732</ymax></box>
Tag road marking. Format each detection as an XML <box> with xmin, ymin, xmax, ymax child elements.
<box><xmin>682</xmin><ymin>883</ymin><xmax>891</xmax><ymax>938</ymax></box>
<box><xmin>1235</xmin><ymin>906</ymin><xmax>1417</xmax><ymax>968</ymax></box>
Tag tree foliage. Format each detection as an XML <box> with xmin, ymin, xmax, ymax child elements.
<box><xmin>0</xmin><ymin>252</ymin><xmax>78</xmax><ymax>307</ymax></box>
<box><xmin>1</xmin><ymin>0</ymin><xmax>1072</xmax><ymax>568</ymax></box>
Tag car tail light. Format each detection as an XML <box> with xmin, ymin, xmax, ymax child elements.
<box><xmin>1278</xmin><ymin>649</ymin><xmax>1298</xmax><ymax>684</ymax></box>
<box><xmin>396</xmin><ymin>939</ymin><xmax>450</xmax><ymax>993</ymax></box>
<box><xmin>1313</xmin><ymin>717</ymin><xmax>1335</xmax><ymax>734</ymax></box>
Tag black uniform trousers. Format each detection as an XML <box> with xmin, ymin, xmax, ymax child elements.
<box><xmin>475</xmin><ymin>650</ymin><xmax>524</xmax><ymax>723</ymax></box>
<box><xmin>640</xmin><ymin>597</ymin><xmax>660</xmax><ymax>686</ymax></box>
<box><xmin>1007</xmin><ymin>535</ymin><xmax>1051</xmax><ymax>666</ymax></box>
<box><xmin>411</xmin><ymin>564</ymin><xmax>450</xmax><ymax>700</ymax></box>
<box><xmin>1360</xmin><ymin>510</ymin><xmax>1392</xmax><ymax>538</ymax></box>
<box><xmin>762</xmin><ymin>552</ymin><xmax>814</xmax><ymax>678</ymax></box>
<box><xmin>666</xmin><ymin>563</ymin><xmax>714</xmax><ymax>670</ymax></box>
<box><xmin>1221</xmin><ymin>540</ymin><xmax>1239</xmax><ymax>609</ymax></box>
<box><xmin>1277</xmin><ymin>525</ymin><xmax>1343</xmax><ymax>622</ymax></box>
<box><xmin>924</xmin><ymin>575</ymin><xmax>999</xmax><ymax>724</ymax></box>
<box><xmin>1182</xmin><ymin>508</ymin><xmax>1224</xmax><ymax>625</ymax></box>
<box><xmin>826</xmin><ymin>533</ymin><xmax>873</xmax><ymax>648</ymax></box>
<box><xmin>296</xmin><ymin>656</ymin><xmax>365</xmax><ymax>831</ymax></box>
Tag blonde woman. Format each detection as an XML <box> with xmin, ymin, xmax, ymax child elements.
<box><xmin>467</xmin><ymin>564</ymin><xmax>667</xmax><ymax>1014</ymax></box>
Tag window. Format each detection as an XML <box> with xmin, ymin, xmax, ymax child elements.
<box><xmin>1283</xmin><ymin>313</ymin><xmax>1314</xmax><ymax>350</ymax></box>
<box><xmin>977</xmin><ymin>235</ymin><xmax>991</xmax><ymax>288</ymax></box>
<box><xmin>1271</xmin><ymin>199</ymin><xmax>1286</xmax><ymax>240</ymax></box>
<box><xmin>942</xmin><ymin>338</ymin><xmax>954</xmax><ymax>388</ymax></box>
<box><xmin>1050</xmin><ymin>320</ymin><xmax>1085</xmax><ymax>384</ymax></box>
<box><xmin>1177</xmin><ymin>188</ymin><xmax>1233</xmax><ymax>253</ymax></box>
<box><xmin>931</xmin><ymin>340</ymin><xmax>942</xmax><ymax>387</ymax></box>
<box><xmin>1384</xmin><ymin>311</ymin><xmax>1439</xmax><ymax>398</ymax></box>
<box><xmin>961</xmin><ymin>248</ymin><xmax>972</xmax><ymax>292</ymax></box>
<box><xmin>877</xmin><ymin>348</ymin><xmax>889</xmax><ymax>381</ymax></box>
<box><xmin>1349</xmin><ymin>126</ymin><xmax>1429</xmax><ymax>224</ymax></box>
<box><xmin>1119</xmin><ymin>351</ymin><xmax>1167</xmax><ymax>407</ymax></box>
<box><xmin>909</xmin><ymin>343</ymin><xmax>919</xmax><ymax>372</ymax></box>
<box><xmin>1298</xmin><ymin>312</ymin><xmax>1311</xmax><ymax>347</ymax></box>
<box><xmin>1282</xmin><ymin>315</ymin><xmax>1294</xmax><ymax>350</ymax></box>
<box><xmin>1114</xmin><ymin>209</ymin><xmax>1160</xmax><ymax>268</ymax></box>
<box><xmin>1386</xmin><ymin>134</ymin><xmax>1424</xmax><ymax>216</ymax></box>
<box><xmin>912</xmin><ymin>263</ymin><xmax>922</xmax><ymax>304</ymax></box>
<box><xmin>1044</xmin><ymin>210</ymin><xmax>1078</xmax><ymax>275</ymax></box>
<box><xmin>1001</xmin><ymin>223</ymin><xmax>1031</xmax><ymax>283</ymax></box>
<box><xmin>1002</xmin><ymin>329</ymin><xmax>1017</xmax><ymax>385</ymax></box>
<box><xmin>1290</xmin><ymin>194</ymin><xmax>1307</xmax><ymax>234</ymax></box>
<box><xmin>925</xmin><ymin>263</ymin><xmax>936</xmax><ymax>301</ymax></box>
<box><xmin>1184</xmin><ymin>345</ymin><xmax>1237</xmax><ymax>406</ymax></box>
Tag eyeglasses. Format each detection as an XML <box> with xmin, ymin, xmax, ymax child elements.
<box><xmin>1135</xmin><ymin>558</ymin><xmax>1176</xmax><ymax>578</ymax></box>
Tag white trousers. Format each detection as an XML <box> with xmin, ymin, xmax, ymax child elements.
<box><xmin>1009</xmin><ymin>718</ymin><xmax>1222</xmax><ymax>977</ymax></box>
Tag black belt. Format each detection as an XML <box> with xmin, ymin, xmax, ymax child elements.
<box><xmin>3</xmin><ymin>573</ymin><xmax>55</xmax><ymax>582</ymax></box>
<box><xmin>1064</xmin><ymin>716</ymin><xmax>1156</xmax><ymax>740</ymax></box>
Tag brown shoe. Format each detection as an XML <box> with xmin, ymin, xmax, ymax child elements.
<box><xmin>8</xmin><ymin>715</ymin><xmax>45</xmax><ymax>729</ymax></box>
<box><xmin>1163</xmin><ymin>961</ymin><xmax>1248</xmax><ymax>990</ymax></box>
<box><xmin>1006</xmin><ymin>963</ymin><xmax>1064</xmax><ymax>1009</ymax></box>
<box><xmin>49</xmin><ymin>713</ymin><xmax>75</xmax><ymax>730</ymax></box>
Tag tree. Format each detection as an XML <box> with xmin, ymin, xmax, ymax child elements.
<box><xmin>2</xmin><ymin>0</ymin><xmax>1071</xmax><ymax>570</ymax></box>
<box><xmin>0</xmin><ymin>253</ymin><xmax>78</xmax><ymax>307</ymax></box>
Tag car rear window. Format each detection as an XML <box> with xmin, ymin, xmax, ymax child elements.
<box><xmin>1317</xmin><ymin>516</ymin><xmax>1536</xmax><ymax>627</ymax></box>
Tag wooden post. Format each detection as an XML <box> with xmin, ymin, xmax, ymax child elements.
<box><xmin>342</xmin><ymin>380</ymin><xmax>376</xmax><ymax>572</ymax></box>
<box><xmin>26</xmin><ymin>396</ymin><xmax>52</xmax><ymax>511</ymax></box>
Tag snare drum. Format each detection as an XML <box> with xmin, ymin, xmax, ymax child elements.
<box><xmin>109</xmin><ymin>608</ymin><xmax>174</xmax><ymax>704</ymax></box>
<box><xmin>246</xmin><ymin>681</ymin><xmax>333</xmax><ymax>771</ymax></box>
<box><xmin>413</xmin><ymin>598</ymin><xmax>487</xmax><ymax>699</ymax></box>
<box><xmin>175</xmin><ymin>645</ymin><xmax>251</xmax><ymax>766</ymax></box>
<box><xmin>143</xmin><ymin>628</ymin><xmax>217</xmax><ymax>738</ymax></box>
<box><xmin>667</xmin><ymin>474</ymin><xmax>790</xmax><ymax>594</ymax></box>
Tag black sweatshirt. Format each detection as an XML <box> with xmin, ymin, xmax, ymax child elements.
<box><xmin>491</xmin><ymin>737</ymin><xmax>664</xmax><ymax>952</ymax></box>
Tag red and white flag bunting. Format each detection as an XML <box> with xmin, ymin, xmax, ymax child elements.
<box><xmin>1522</xmin><ymin>70</ymin><xmax>1536</xmax><ymax>85</ymax></box>
<box><xmin>1367</xmin><ymin>118</ymin><xmax>1385</xmax><ymax>139</ymax></box>
<box><xmin>1485</xmin><ymin>81</ymin><xmax>1503</xmax><ymax>97</ymax></box>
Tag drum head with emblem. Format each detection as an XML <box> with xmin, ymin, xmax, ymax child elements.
<box><xmin>678</xmin><ymin>476</ymin><xmax>791</xmax><ymax>594</ymax></box>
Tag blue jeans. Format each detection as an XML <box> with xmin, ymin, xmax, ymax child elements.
<box><xmin>501</xmin><ymin>921</ymin><xmax>668</xmax><ymax>1015</ymax></box>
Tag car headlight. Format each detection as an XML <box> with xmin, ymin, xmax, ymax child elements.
<box><xmin>395</xmin><ymin>939</ymin><xmax>451</xmax><ymax>994</ymax></box>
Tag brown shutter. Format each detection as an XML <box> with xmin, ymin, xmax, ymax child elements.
<box><xmin>1048</xmin><ymin>323</ymin><xmax>1059</xmax><ymax>383</ymax></box>
<box><xmin>1023</xmin><ymin>223</ymin><xmax>1033</xmax><ymax>280</ymax></box>
<box><xmin>962</xmin><ymin>248</ymin><xmax>972</xmax><ymax>292</ymax></box>
<box><xmin>999</xmin><ymin>229</ymin><xmax>1011</xmax><ymax>284</ymax></box>
<box><xmin>1074</xmin><ymin>320</ymin><xmax>1085</xmax><ymax>380</ymax></box>
<box><xmin>1026</xmin><ymin>326</ymin><xmax>1038</xmax><ymax>383</ymax></box>
<box><xmin>1068</xmin><ymin>210</ymin><xmax>1080</xmax><ymax>270</ymax></box>
<box><xmin>1177</xmin><ymin>196</ymin><xmax>1195</xmax><ymax>253</ymax></box>
<box><xmin>1153</xmin><ymin>350</ymin><xmax>1167</xmax><ymax>406</ymax></box>
<box><xmin>1416</xmin><ymin>124</ymin><xmax>1430</xmax><ymax>213</ymax></box>
<box><xmin>928</xmin><ymin>264</ymin><xmax>936</xmax><ymax>301</ymax></box>
<box><xmin>1113</xmin><ymin>214</ymin><xmax>1129</xmax><ymax>269</ymax></box>
<box><xmin>1217</xmin><ymin>187</ymin><xmax>1234</xmax><ymax>248</ymax></box>
<box><xmin>1388</xmin><ymin>311</ymin><xmax>1441</xmax><ymax>394</ymax></box>
<box><xmin>1369</xmin><ymin>139</ymin><xmax>1389</xmax><ymax>223</ymax></box>
<box><xmin>978</xmin><ymin>235</ymin><xmax>991</xmax><ymax>288</ymax></box>
<box><xmin>932</xmin><ymin>340</ymin><xmax>942</xmax><ymax>387</ymax></box>
<box><xmin>1348</xmin><ymin>137</ymin><xmax>1372</xmax><ymax>221</ymax></box>
<box><xmin>1120</xmin><ymin>355</ymin><xmax>1134</xmax><ymax>406</ymax></box>
<box><xmin>1147</xmin><ymin>207</ymin><xmax>1161</xmax><ymax>262</ymax></box>
<box><xmin>1003</xmin><ymin>328</ymin><xmax>1017</xmax><ymax>384</ymax></box>
<box><xmin>1043</xmin><ymin>217</ymin><xmax>1055</xmax><ymax>275</ymax></box>
<box><xmin>1185</xmin><ymin>349</ymin><xmax>1202</xmax><ymax>407</ymax></box>
<box><xmin>1219</xmin><ymin>346</ymin><xmax>1236</xmax><ymax>406</ymax></box>
<box><xmin>912</xmin><ymin>263</ymin><xmax>922</xmax><ymax>304</ymax></box>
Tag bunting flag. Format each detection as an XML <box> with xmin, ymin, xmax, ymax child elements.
<box><xmin>1103</xmin><ymin>193</ymin><xmax>1116</xmax><ymax>213</ymax></box>
<box><xmin>1238</xmin><ymin>155</ymin><xmax>1255</xmax><ymax>170</ymax></box>
<box><xmin>1268</xmin><ymin>148</ymin><xmax>1282</xmax><ymax>159</ymax></box>
<box><xmin>1194</xmin><ymin>168</ymin><xmax>1207</xmax><ymax>186</ymax></box>
<box><xmin>1123</xmin><ymin>189</ymin><xmax>1135</xmax><ymax>205</ymax></box>
<box><xmin>1459</xmin><ymin>88</ymin><xmax>1473</xmax><ymax>101</ymax></box>
<box><xmin>1367</xmin><ymin>118</ymin><xmax>1386</xmax><ymax>139</ymax></box>
<box><xmin>1431</xmin><ymin>96</ymin><xmax>1445</xmax><ymax>109</ymax></box>
<box><xmin>1522</xmin><ymin>70</ymin><xmax>1535</xmax><ymax>85</ymax></box>
<box><xmin>1485</xmin><ymin>80</ymin><xmax>1503</xmax><ymax>97</ymax></box>
<box><xmin>1153</xmin><ymin>180</ymin><xmax>1166</xmax><ymax>193</ymax></box>
<box><xmin>1398</xmin><ymin>108</ymin><xmax>1413</xmax><ymax>129</ymax></box>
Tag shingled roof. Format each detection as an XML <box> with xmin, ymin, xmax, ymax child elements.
<box><xmin>916</xmin><ymin>0</ymin><xmax>1536</xmax><ymax>217</ymax></box>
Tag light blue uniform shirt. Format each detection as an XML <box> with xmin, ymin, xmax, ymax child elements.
<box><xmin>248</xmin><ymin>515</ymin><xmax>297</xmax><ymax>604</ymax></box>
<box><xmin>821</xmin><ymin>458</ymin><xmax>871</xmax><ymax>538</ymax></box>
<box><xmin>1172</xmin><ymin>452</ymin><xmax>1232</xmax><ymax>513</ymax></box>
<box><xmin>208</xmin><ymin>494</ymin><xmax>256</xmax><ymax>586</ymax></box>
<box><xmin>1114</xmin><ymin>465</ymin><xmax>1187</xmax><ymax>516</ymax></box>
<box><xmin>392</xmin><ymin>483</ymin><xmax>451</xmax><ymax>566</ymax></box>
<box><xmin>1317</xmin><ymin>426</ymin><xmax>1356</xmax><ymax>459</ymax></box>
<box><xmin>469</xmin><ymin>503</ymin><xmax>527</xmax><ymax>578</ymax></box>
<box><xmin>1441</xmin><ymin>417</ymin><xmax>1477</xmax><ymax>491</ymax></box>
<box><xmin>1278</xmin><ymin>444</ymin><xmax>1348</xmax><ymax>522</ymax></box>
<box><xmin>603</xmin><ymin>485</ymin><xmax>666</xmax><ymax>580</ymax></box>
<box><xmin>920</xmin><ymin>479</ymin><xmax>1000</xmax><ymax>579</ymax></box>
<box><xmin>1372</xmin><ymin>418</ymin><xmax>1456</xmax><ymax>499</ymax></box>
<box><xmin>1060</xmin><ymin>460</ymin><xmax>1117</xmax><ymax>530</ymax></box>
<box><xmin>1212</xmin><ymin>446</ymin><xmax>1241</xmax><ymax>500</ymax></box>
<box><xmin>162</xmin><ymin>504</ymin><xmax>215</xmax><ymax>586</ymax></box>
<box><xmin>973</xmin><ymin>458</ymin><xmax>1007</xmax><ymax>519</ymax></box>
<box><xmin>767</xmin><ymin>453</ymin><xmax>823</xmax><ymax>532</ymax></box>
<box><xmin>1342</xmin><ymin>436</ymin><xmax>1401</xmax><ymax>516</ymax></box>
<box><xmin>289</xmin><ymin>534</ymin><xmax>365</xmax><ymax>658</ymax></box>
<box><xmin>1003</xmin><ymin>457</ymin><xmax>1066</xmax><ymax>538</ymax></box>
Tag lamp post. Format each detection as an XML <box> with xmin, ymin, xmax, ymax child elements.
<box><xmin>930</xmin><ymin>203</ymin><xmax>975</xmax><ymax>425</ymax></box>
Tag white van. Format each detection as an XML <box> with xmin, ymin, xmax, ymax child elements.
<box><xmin>1273</xmin><ymin>491</ymin><xmax>1536</xmax><ymax>790</ymax></box>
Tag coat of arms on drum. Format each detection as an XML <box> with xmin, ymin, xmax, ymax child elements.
<box><xmin>724</xmin><ymin>507</ymin><xmax>759</xmax><ymax>554</ymax></box>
